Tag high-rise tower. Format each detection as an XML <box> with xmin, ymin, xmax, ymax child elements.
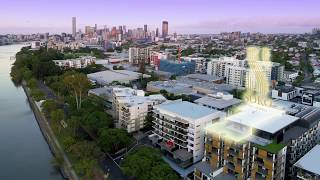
<box><xmin>162</xmin><ymin>21</ymin><xmax>168</xmax><ymax>38</ymax></box>
<box><xmin>72</xmin><ymin>17</ymin><xmax>76</xmax><ymax>37</ymax></box>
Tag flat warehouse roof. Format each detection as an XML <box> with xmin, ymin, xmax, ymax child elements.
<box><xmin>294</xmin><ymin>145</ymin><xmax>320</xmax><ymax>175</ymax></box>
<box><xmin>87</xmin><ymin>70</ymin><xmax>144</xmax><ymax>84</ymax></box>
<box><xmin>228</xmin><ymin>103</ymin><xmax>299</xmax><ymax>134</ymax></box>
<box><xmin>195</xmin><ymin>96</ymin><xmax>241</xmax><ymax>109</ymax></box>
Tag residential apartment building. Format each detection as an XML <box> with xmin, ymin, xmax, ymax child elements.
<box><xmin>194</xmin><ymin>101</ymin><xmax>320</xmax><ymax>180</ymax></box>
<box><xmin>53</xmin><ymin>56</ymin><xmax>96</xmax><ymax>69</ymax></box>
<box><xmin>128</xmin><ymin>47</ymin><xmax>150</xmax><ymax>65</ymax></box>
<box><xmin>112</xmin><ymin>88</ymin><xmax>145</xmax><ymax>127</ymax></box>
<box><xmin>207</xmin><ymin>57</ymin><xmax>283</xmax><ymax>87</ymax></box>
<box><xmin>225</xmin><ymin>64</ymin><xmax>247</xmax><ymax>87</ymax></box>
<box><xmin>118</xmin><ymin>94</ymin><xmax>166</xmax><ymax>133</ymax></box>
<box><xmin>207</xmin><ymin>57</ymin><xmax>240</xmax><ymax>77</ymax></box>
<box><xmin>150</xmin><ymin>101</ymin><xmax>225</xmax><ymax>168</ymax></box>
<box><xmin>183</xmin><ymin>57</ymin><xmax>207</xmax><ymax>74</ymax></box>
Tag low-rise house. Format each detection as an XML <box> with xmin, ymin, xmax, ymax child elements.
<box><xmin>271</xmin><ymin>86</ymin><xmax>298</xmax><ymax>101</ymax></box>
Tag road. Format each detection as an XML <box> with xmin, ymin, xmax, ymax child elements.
<box><xmin>301</xmin><ymin>52</ymin><xmax>313</xmax><ymax>85</ymax></box>
<box><xmin>101</xmin><ymin>154</ymin><xmax>128</xmax><ymax>180</ymax></box>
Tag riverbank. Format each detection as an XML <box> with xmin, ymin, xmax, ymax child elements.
<box><xmin>22</xmin><ymin>82</ymin><xmax>78</xmax><ymax>180</ymax></box>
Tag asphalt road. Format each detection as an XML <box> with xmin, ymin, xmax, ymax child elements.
<box><xmin>101</xmin><ymin>154</ymin><xmax>128</xmax><ymax>180</ymax></box>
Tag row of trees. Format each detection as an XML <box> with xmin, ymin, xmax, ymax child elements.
<box><xmin>10</xmin><ymin>47</ymin><xmax>133</xmax><ymax>178</ymax></box>
<box><xmin>11</xmin><ymin>47</ymin><xmax>62</xmax><ymax>82</ymax></box>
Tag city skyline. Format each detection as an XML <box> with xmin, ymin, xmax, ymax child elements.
<box><xmin>1</xmin><ymin>0</ymin><xmax>320</xmax><ymax>34</ymax></box>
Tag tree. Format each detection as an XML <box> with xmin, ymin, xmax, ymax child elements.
<box><xmin>82</xmin><ymin>111</ymin><xmax>113</xmax><ymax>133</ymax></box>
<box><xmin>138</xmin><ymin>58</ymin><xmax>146</xmax><ymax>74</ymax></box>
<box><xmin>169</xmin><ymin>75</ymin><xmax>176</xmax><ymax>80</ymax></box>
<box><xmin>30</xmin><ymin>88</ymin><xmax>45</xmax><ymax>101</ymax></box>
<box><xmin>181</xmin><ymin>47</ymin><xmax>195</xmax><ymax>56</ymax></box>
<box><xmin>50</xmin><ymin>109</ymin><xmax>64</xmax><ymax>133</ymax></box>
<box><xmin>27</xmin><ymin>78</ymin><xmax>38</xmax><ymax>89</ymax></box>
<box><xmin>74</xmin><ymin>158</ymin><xmax>96</xmax><ymax>178</ymax></box>
<box><xmin>62</xmin><ymin>136</ymin><xmax>76</xmax><ymax>153</ymax></box>
<box><xmin>231</xmin><ymin>89</ymin><xmax>245</xmax><ymax>100</ymax></box>
<box><xmin>98</xmin><ymin>128</ymin><xmax>132</xmax><ymax>153</ymax></box>
<box><xmin>68</xmin><ymin>116</ymin><xmax>81</xmax><ymax>136</ymax></box>
<box><xmin>143</xmin><ymin>114</ymin><xmax>154</xmax><ymax>131</ymax></box>
<box><xmin>121</xmin><ymin>147</ymin><xmax>179</xmax><ymax>180</ymax></box>
<box><xmin>41</xmin><ymin>100</ymin><xmax>58</xmax><ymax>116</ymax></box>
<box><xmin>63</xmin><ymin>73</ymin><xmax>90</xmax><ymax>110</ymax></box>
<box><xmin>69</xmin><ymin>140</ymin><xmax>103</xmax><ymax>160</ymax></box>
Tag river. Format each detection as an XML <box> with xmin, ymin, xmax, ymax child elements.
<box><xmin>0</xmin><ymin>44</ymin><xmax>63</xmax><ymax>180</ymax></box>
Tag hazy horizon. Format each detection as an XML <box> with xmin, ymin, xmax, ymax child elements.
<box><xmin>1</xmin><ymin>0</ymin><xmax>320</xmax><ymax>34</ymax></box>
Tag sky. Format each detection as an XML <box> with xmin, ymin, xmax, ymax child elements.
<box><xmin>1</xmin><ymin>0</ymin><xmax>320</xmax><ymax>34</ymax></box>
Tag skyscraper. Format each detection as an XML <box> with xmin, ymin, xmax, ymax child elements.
<box><xmin>72</xmin><ymin>17</ymin><xmax>76</xmax><ymax>37</ymax></box>
<box><xmin>144</xmin><ymin>24</ymin><xmax>148</xmax><ymax>32</ymax></box>
<box><xmin>162</xmin><ymin>21</ymin><xmax>168</xmax><ymax>38</ymax></box>
<box><xmin>156</xmin><ymin>28</ymin><xmax>159</xmax><ymax>37</ymax></box>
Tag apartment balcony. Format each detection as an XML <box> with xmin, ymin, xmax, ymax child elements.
<box><xmin>226</xmin><ymin>162</ymin><xmax>235</xmax><ymax>171</ymax></box>
<box><xmin>257</xmin><ymin>166</ymin><xmax>268</xmax><ymax>176</ymax></box>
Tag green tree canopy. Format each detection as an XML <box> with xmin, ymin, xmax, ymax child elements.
<box><xmin>98</xmin><ymin>128</ymin><xmax>132</xmax><ymax>153</ymax></box>
<box><xmin>121</xmin><ymin>147</ymin><xmax>179</xmax><ymax>180</ymax></box>
<box><xmin>63</xmin><ymin>73</ymin><xmax>90</xmax><ymax>110</ymax></box>
<box><xmin>82</xmin><ymin>111</ymin><xmax>113</xmax><ymax>133</ymax></box>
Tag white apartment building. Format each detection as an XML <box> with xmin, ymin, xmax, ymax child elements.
<box><xmin>225</xmin><ymin>64</ymin><xmax>247</xmax><ymax>87</ymax></box>
<box><xmin>128</xmin><ymin>47</ymin><xmax>150</xmax><ymax>64</ymax></box>
<box><xmin>112</xmin><ymin>88</ymin><xmax>145</xmax><ymax>125</ymax></box>
<box><xmin>208</xmin><ymin>57</ymin><xmax>282</xmax><ymax>87</ymax></box>
<box><xmin>283</xmin><ymin>71</ymin><xmax>299</xmax><ymax>82</ymax></box>
<box><xmin>53</xmin><ymin>56</ymin><xmax>96</xmax><ymax>69</ymax></box>
<box><xmin>112</xmin><ymin>87</ymin><xmax>166</xmax><ymax>132</ymax></box>
<box><xmin>151</xmin><ymin>100</ymin><xmax>225</xmax><ymax>168</ymax></box>
<box><xmin>207</xmin><ymin>57</ymin><xmax>240</xmax><ymax>77</ymax></box>
<box><xmin>118</xmin><ymin>95</ymin><xmax>166</xmax><ymax>133</ymax></box>
<box><xmin>182</xmin><ymin>57</ymin><xmax>207</xmax><ymax>74</ymax></box>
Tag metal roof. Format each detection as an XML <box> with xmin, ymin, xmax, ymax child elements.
<box><xmin>294</xmin><ymin>145</ymin><xmax>320</xmax><ymax>175</ymax></box>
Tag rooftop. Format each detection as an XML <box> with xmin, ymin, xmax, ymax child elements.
<box><xmin>147</xmin><ymin>81</ymin><xmax>193</xmax><ymax>95</ymax></box>
<box><xmin>87</xmin><ymin>70</ymin><xmax>147</xmax><ymax>85</ymax></box>
<box><xmin>119</xmin><ymin>94</ymin><xmax>166</xmax><ymax>106</ymax></box>
<box><xmin>176</xmin><ymin>76</ymin><xmax>237</xmax><ymax>93</ymax></box>
<box><xmin>185</xmin><ymin>73</ymin><xmax>224</xmax><ymax>82</ymax></box>
<box><xmin>294</xmin><ymin>145</ymin><xmax>320</xmax><ymax>175</ymax></box>
<box><xmin>254</xmin><ymin>140</ymin><xmax>286</xmax><ymax>154</ymax></box>
<box><xmin>195</xmin><ymin>95</ymin><xmax>241</xmax><ymax>110</ymax></box>
<box><xmin>155</xmin><ymin>101</ymin><xmax>218</xmax><ymax>121</ymax></box>
<box><xmin>194</xmin><ymin>162</ymin><xmax>215</xmax><ymax>177</ymax></box>
<box><xmin>274</xmin><ymin>85</ymin><xmax>296</xmax><ymax>93</ymax></box>
<box><xmin>206</xmin><ymin>120</ymin><xmax>251</xmax><ymax>143</ymax></box>
<box><xmin>228</xmin><ymin>103</ymin><xmax>299</xmax><ymax>134</ymax></box>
